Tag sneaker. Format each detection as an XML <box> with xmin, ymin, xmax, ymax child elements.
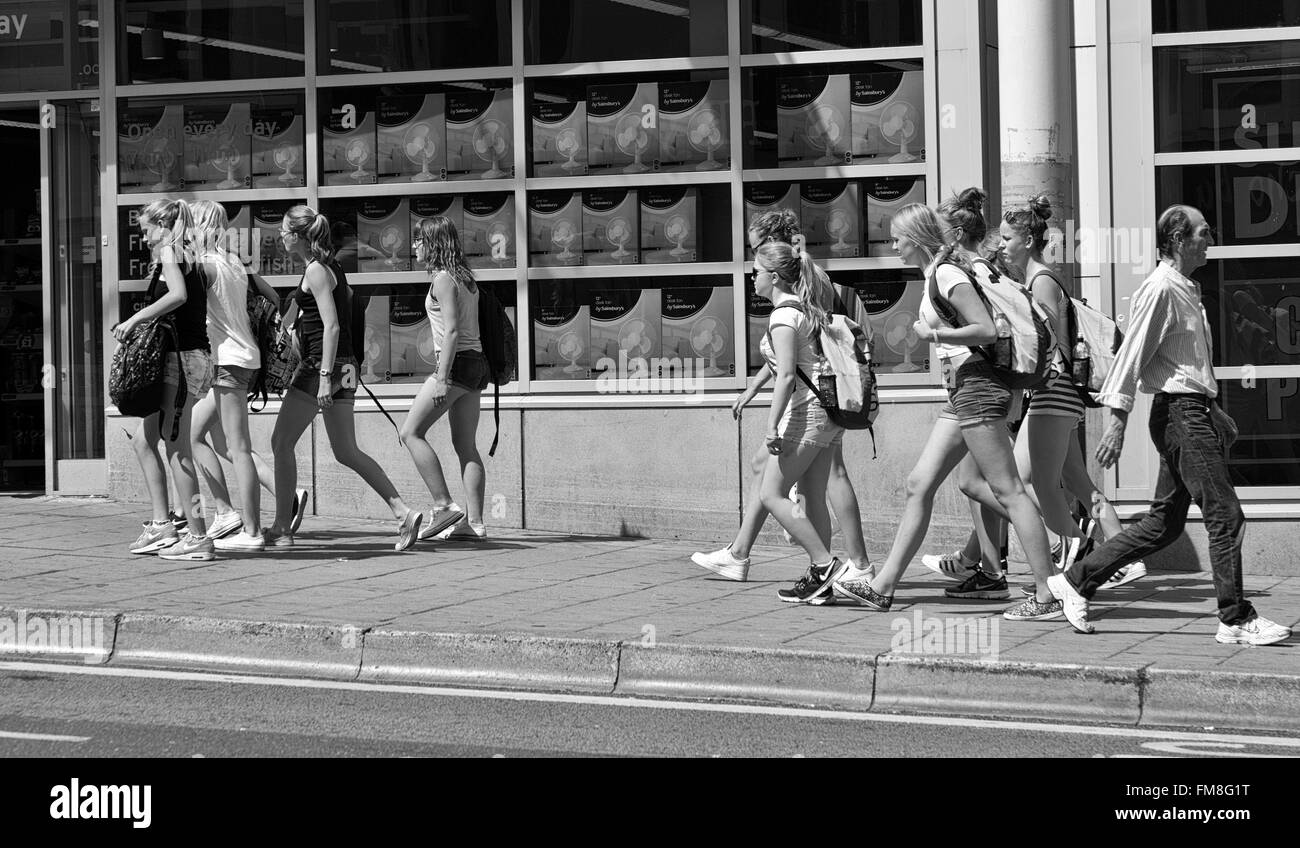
<box><xmin>1021</xmin><ymin>582</ymin><xmax>1036</xmax><ymax>598</ymax></box>
<box><xmin>691</xmin><ymin>546</ymin><xmax>751</xmax><ymax>582</ymax></box>
<box><xmin>921</xmin><ymin>550</ymin><xmax>980</xmax><ymax>581</ymax></box>
<box><xmin>207</xmin><ymin>510</ymin><xmax>243</xmax><ymax>540</ymax></box>
<box><xmin>213</xmin><ymin>530</ymin><xmax>266</xmax><ymax>552</ymax></box>
<box><xmin>440</xmin><ymin>517</ymin><xmax>488</xmax><ymax>541</ymax></box>
<box><xmin>169</xmin><ymin>510</ymin><xmax>188</xmax><ymax>534</ymax></box>
<box><xmin>1063</xmin><ymin>534</ymin><xmax>1096</xmax><ymax>572</ymax></box>
<box><xmin>830</xmin><ymin>561</ymin><xmax>876</xmax><ymax>604</ymax></box>
<box><xmin>396</xmin><ymin>509</ymin><xmax>424</xmax><ymax>551</ymax></box>
<box><xmin>1215</xmin><ymin>615</ymin><xmax>1292</xmax><ymax>646</ymax></box>
<box><xmin>158</xmin><ymin>532</ymin><xmax>216</xmax><ymax>562</ymax></box>
<box><xmin>1047</xmin><ymin>574</ymin><xmax>1094</xmax><ymax>634</ymax></box>
<box><xmin>1104</xmin><ymin>561</ymin><xmax>1147</xmax><ymax>588</ymax></box>
<box><xmin>945</xmin><ymin>570</ymin><xmax>1010</xmax><ymax>600</ymax></box>
<box><xmin>777</xmin><ymin>558</ymin><xmax>849</xmax><ymax>605</ymax></box>
<box><xmin>1003</xmin><ymin>597</ymin><xmax>1064</xmax><ymax>621</ymax></box>
<box><xmin>417</xmin><ymin>505</ymin><xmax>464</xmax><ymax>542</ymax></box>
<box><xmin>832</xmin><ymin>574</ymin><xmax>893</xmax><ymax>611</ymax></box>
<box><xmin>1050</xmin><ymin>540</ymin><xmax>1063</xmax><ymax>567</ymax></box>
<box><xmin>129</xmin><ymin>520</ymin><xmax>178</xmax><ymax>555</ymax></box>
<box><xmin>289</xmin><ymin>488</ymin><xmax>310</xmax><ymax>535</ymax></box>
<box><xmin>264</xmin><ymin>528</ymin><xmax>294</xmax><ymax>548</ymax></box>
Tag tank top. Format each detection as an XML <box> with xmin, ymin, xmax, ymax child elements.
<box><xmin>424</xmin><ymin>271</ymin><xmax>482</xmax><ymax>354</ymax></box>
<box><xmin>293</xmin><ymin>258</ymin><xmax>354</xmax><ymax>362</ymax></box>
<box><xmin>202</xmin><ymin>250</ymin><xmax>259</xmax><ymax>368</ymax></box>
<box><xmin>147</xmin><ymin>260</ymin><xmax>208</xmax><ymax>352</ymax></box>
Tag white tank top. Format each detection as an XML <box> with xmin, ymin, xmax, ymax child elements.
<box><xmin>424</xmin><ymin>271</ymin><xmax>482</xmax><ymax>354</ymax></box>
<box><xmin>204</xmin><ymin>250</ymin><xmax>259</xmax><ymax>369</ymax></box>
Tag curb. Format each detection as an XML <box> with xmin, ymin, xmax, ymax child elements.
<box><xmin>1142</xmin><ymin>669</ymin><xmax>1300</xmax><ymax>732</ymax></box>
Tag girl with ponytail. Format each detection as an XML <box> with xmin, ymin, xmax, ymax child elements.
<box><xmin>265</xmin><ymin>205</ymin><xmax>424</xmax><ymax>551</ymax></box>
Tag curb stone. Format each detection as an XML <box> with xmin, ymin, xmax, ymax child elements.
<box><xmin>0</xmin><ymin>607</ymin><xmax>119</xmax><ymax>666</ymax></box>
<box><xmin>1142</xmin><ymin>668</ymin><xmax>1300</xmax><ymax>732</ymax></box>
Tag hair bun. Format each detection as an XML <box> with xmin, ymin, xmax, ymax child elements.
<box><xmin>957</xmin><ymin>186</ymin><xmax>987</xmax><ymax>213</ymax></box>
<box><xmin>1029</xmin><ymin>194</ymin><xmax>1052</xmax><ymax>221</ymax></box>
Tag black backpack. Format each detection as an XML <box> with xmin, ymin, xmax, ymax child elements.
<box><xmin>477</xmin><ymin>283</ymin><xmax>518</xmax><ymax>457</ymax></box>
<box><xmin>245</xmin><ymin>286</ymin><xmax>285</xmax><ymax>410</ymax></box>
<box><xmin>109</xmin><ymin>317</ymin><xmax>187</xmax><ymax>441</ymax></box>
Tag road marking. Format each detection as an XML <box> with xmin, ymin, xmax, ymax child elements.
<box><xmin>1</xmin><ymin>660</ymin><xmax>1298</xmax><ymax>749</ymax></box>
<box><xmin>0</xmin><ymin>729</ymin><xmax>89</xmax><ymax>743</ymax></box>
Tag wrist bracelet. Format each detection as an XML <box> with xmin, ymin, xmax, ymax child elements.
<box><xmin>319</xmin><ymin>368</ymin><xmax>331</xmax><ymax>377</ymax></box>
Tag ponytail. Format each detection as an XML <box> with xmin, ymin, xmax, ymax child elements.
<box><xmin>755</xmin><ymin>240</ymin><xmax>830</xmax><ymax>335</ymax></box>
<box><xmin>140</xmin><ymin>198</ymin><xmax>194</xmax><ymax>277</ymax></box>
<box><xmin>285</xmin><ymin>205</ymin><xmax>334</xmax><ymax>264</ymax></box>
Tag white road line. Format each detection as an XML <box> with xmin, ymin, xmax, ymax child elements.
<box><xmin>1</xmin><ymin>660</ymin><xmax>1298</xmax><ymax>749</ymax></box>
<box><xmin>0</xmin><ymin>730</ymin><xmax>89</xmax><ymax>743</ymax></box>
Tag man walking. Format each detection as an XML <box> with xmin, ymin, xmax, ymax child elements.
<box><xmin>1048</xmin><ymin>205</ymin><xmax>1292</xmax><ymax>645</ymax></box>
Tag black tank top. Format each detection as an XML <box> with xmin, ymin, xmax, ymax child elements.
<box><xmin>293</xmin><ymin>258</ymin><xmax>354</xmax><ymax>361</ymax></box>
<box><xmin>146</xmin><ymin>261</ymin><xmax>208</xmax><ymax>352</ymax></box>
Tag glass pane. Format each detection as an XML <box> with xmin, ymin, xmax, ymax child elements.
<box><xmin>745</xmin><ymin>0</ymin><xmax>922</xmax><ymax>53</ymax></box>
<box><xmin>51</xmin><ymin>101</ymin><xmax>103</xmax><ymax>463</ymax></box>
<box><xmin>1190</xmin><ymin>257</ymin><xmax>1300</xmax><ymax>368</ymax></box>
<box><xmin>1156</xmin><ymin>162</ymin><xmax>1300</xmax><ymax>248</ymax></box>
<box><xmin>0</xmin><ymin>0</ymin><xmax>99</xmax><ymax>93</ymax></box>
<box><xmin>321</xmin><ymin>0</ymin><xmax>510</xmax><ymax>74</ymax></box>
<box><xmin>1155</xmin><ymin>42</ymin><xmax>1300</xmax><ymax>153</ymax></box>
<box><xmin>1218</xmin><ymin>379</ymin><xmax>1300</xmax><ymax>487</ymax></box>
<box><xmin>1153</xmin><ymin>0</ymin><xmax>1300</xmax><ymax>33</ymax></box>
<box><xmin>116</xmin><ymin>0</ymin><xmax>304</xmax><ymax>85</ymax></box>
<box><xmin>525</xmin><ymin>0</ymin><xmax>728</xmax><ymax>65</ymax></box>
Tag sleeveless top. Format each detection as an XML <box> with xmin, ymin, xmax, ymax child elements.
<box><xmin>424</xmin><ymin>271</ymin><xmax>482</xmax><ymax>354</ymax></box>
<box><xmin>292</xmin><ymin>258</ymin><xmax>354</xmax><ymax>362</ymax></box>
<box><xmin>147</xmin><ymin>260</ymin><xmax>209</xmax><ymax>352</ymax></box>
<box><xmin>202</xmin><ymin>250</ymin><xmax>258</xmax><ymax>368</ymax></box>
<box><xmin>759</xmin><ymin>300</ymin><xmax>820</xmax><ymax>411</ymax></box>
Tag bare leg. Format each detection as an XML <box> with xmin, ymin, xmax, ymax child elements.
<box><xmin>160</xmin><ymin>382</ymin><xmax>206</xmax><ymax>537</ymax></box>
<box><xmin>132</xmin><ymin>414</ymin><xmax>169</xmax><ymax>523</ymax></box>
<box><xmin>1016</xmin><ymin>413</ymin><xmax>1087</xmax><ymax>540</ymax></box>
<box><xmin>323</xmin><ymin>401</ymin><xmax>410</xmax><ymax>520</ymax></box>
<box><xmin>729</xmin><ymin>444</ymin><xmax>773</xmax><ymax>559</ymax></box>
<box><xmin>191</xmin><ymin>389</ymin><xmax>234</xmax><ymax>514</ymax></box>
<box><xmin>268</xmin><ymin>389</ymin><xmax>317</xmax><ymax>532</ymax></box>
<box><xmin>826</xmin><ymin>443</ymin><xmax>868</xmax><ymax>565</ymax></box>
<box><xmin>399</xmin><ymin>374</ymin><xmax>468</xmax><ymax>510</ymax></box>
<box><xmin>217</xmin><ymin>385</ymin><xmax>261</xmax><ymax>534</ymax></box>
<box><xmin>1062</xmin><ymin>430</ymin><xmax>1123</xmax><ymax>539</ymax></box>
<box><xmin>760</xmin><ymin>444</ymin><xmax>835</xmax><ymax>562</ymax></box>
<box><xmin>447</xmin><ymin>389</ymin><xmax>485</xmax><ymax>524</ymax></box>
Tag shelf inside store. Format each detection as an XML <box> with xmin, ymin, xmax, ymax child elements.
<box><xmin>0</xmin><ymin>238</ymin><xmax>41</xmax><ymax>246</ymax></box>
<box><xmin>742</xmin><ymin>162</ymin><xmax>927</xmax><ymax>183</ymax></box>
<box><xmin>1</xmin><ymin>460</ymin><xmax>44</xmax><ymax>468</ymax></box>
<box><xmin>527</xmin><ymin>261</ymin><xmax>734</xmax><ymax>280</ymax></box>
<box><xmin>739</xmin><ymin>46</ymin><xmax>925</xmax><ymax>68</ymax></box>
<box><xmin>347</xmin><ymin>267</ymin><xmax>518</xmax><ymax>286</ymax></box>
<box><xmin>742</xmin><ymin>256</ymin><xmax>908</xmax><ymax>272</ymax></box>
<box><xmin>0</xmin><ymin>284</ymin><xmax>42</xmax><ymax>292</ymax></box>
<box><xmin>318</xmin><ymin>178</ymin><xmax>518</xmax><ymax>200</ymax></box>
<box><xmin>523</xmin><ymin>56</ymin><xmax>729</xmax><ymax>79</ymax></box>
<box><xmin>526</xmin><ymin>170</ymin><xmax>732</xmax><ymax>192</ymax></box>
<box><xmin>117</xmin><ymin>187</ymin><xmax>306</xmax><ymax>206</ymax></box>
<box><xmin>0</xmin><ymin>393</ymin><xmax>43</xmax><ymax>402</ymax></box>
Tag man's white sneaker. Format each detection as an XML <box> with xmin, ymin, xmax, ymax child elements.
<box><xmin>1215</xmin><ymin>615</ymin><xmax>1292</xmax><ymax>646</ymax></box>
<box><xmin>214</xmin><ymin>530</ymin><xmax>266</xmax><ymax>552</ymax></box>
<box><xmin>418</xmin><ymin>504</ymin><xmax>465</xmax><ymax>541</ymax></box>
<box><xmin>691</xmin><ymin>547</ymin><xmax>750</xmax><ymax>581</ymax></box>
<box><xmin>437</xmin><ymin>516</ymin><xmax>487</xmax><ymax>541</ymax></box>
<box><xmin>206</xmin><ymin>510</ymin><xmax>243</xmax><ymax>540</ymax></box>
<box><xmin>1047</xmin><ymin>573</ymin><xmax>1094</xmax><ymax>634</ymax></box>
<box><xmin>1104</xmin><ymin>561</ymin><xmax>1147</xmax><ymax>588</ymax></box>
<box><xmin>921</xmin><ymin>550</ymin><xmax>979</xmax><ymax>581</ymax></box>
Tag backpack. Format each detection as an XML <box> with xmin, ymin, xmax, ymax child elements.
<box><xmin>927</xmin><ymin>258</ymin><xmax>1058</xmax><ymax>390</ymax></box>
<box><xmin>245</xmin><ymin>286</ymin><xmax>289</xmax><ymax>410</ymax></box>
<box><xmin>109</xmin><ymin>317</ymin><xmax>187</xmax><ymax>441</ymax></box>
<box><xmin>1029</xmin><ymin>270</ymin><xmax>1124</xmax><ymax>406</ymax></box>
<box><xmin>476</xmin><ymin>283</ymin><xmax>518</xmax><ymax>457</ymax></box>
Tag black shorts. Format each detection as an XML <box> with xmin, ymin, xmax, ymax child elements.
<box><xmin>445</xmin><ymin>349</ymin><xmax>491</xmax><ymax>392</ymax></box>
<box><xmin>289</xmin><ymin>356</ymin><xmax>359</xmax><ymax>402</ymax></box>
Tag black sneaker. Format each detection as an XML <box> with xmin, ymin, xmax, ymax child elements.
<box><xmin>1063</xmin><ymin>534</ymin><xmax>1097</xmax><ymax>572</ymax></box>
<box><xmin>777</xmin><ymin>558</ymin><xmax>848</xmax><ymax>604</ymax></box>
<box><xmin>945</xmin><ymin>570</ymin><xmax>1010</xmax><ymax>599</ymax></box>
<box><xmin>169</xmin><ymin>510</ymin><xmax>188</xmax><ymax>534</ymax></box>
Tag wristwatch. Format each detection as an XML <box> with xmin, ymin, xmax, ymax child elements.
<box><xmin>319</xmin><ymin>368</ymin><xmax>331</xmax><ymax>377</ymax></box>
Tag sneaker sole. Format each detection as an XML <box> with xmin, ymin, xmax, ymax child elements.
<box><xmin>1215</xmin><ymin>632</ymin><xmax>1291</xmax><ymax>646</ymax></box>
<box><xmin>398</xmin><ymin>513</ymin><xmax>424</xmax><ymax>551</ymax></box>
<box><xmin>946</xmin><ymin>589</ymin><xmax>1012</xmax><ymax>600</ymax></box>
<box><xmin>289</xmin><ymin>490</ymin><xmax>310</xmax><ymax>535</ymax></box>
<box><xmin>158</xmin><ymin>550</ymin><xmax>216</xmax><ymax>561</ymax></box>
<box><xmin>690</xmin><ymin>554</ymin><xmax>748</xmax><ymax>582</ymax></box>
<box><xmin>1004</xmin><ymin>608</ymin><xmax>1064</xmax><ymax>621</ymax></box>
<box><xmin>129</xmin><ymin>538</ymin><xmax>174</xmax><ymax>555</ymax></box>
<box><xmin>214</xmin><ymin>541</ymin><xmax>266</xmax><ymax>552</ymax></box>
<box><xmin>417</xmin><ymin>510</ymin><xmax>464</xmax><ymax>542</ymax></box>
<box><xmin>206</xmin><ymin>519</ymin><xmax>243</xmax><ymax>540</ymax></box>
<box><xmin>1105</xmin><ymin>568</ymin><xmax>1147</xmax><ymax>588</ymax></box>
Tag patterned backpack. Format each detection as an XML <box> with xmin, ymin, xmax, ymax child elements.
<box><xmin>109</xmin><ymin>317</ymin><xmax>187</xmax><ymax>440</ymax></box>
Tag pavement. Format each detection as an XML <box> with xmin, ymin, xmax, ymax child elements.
<box><xmin>2</xmin><ymin>495</ymin><xmax>1298</xmax><ymax>734</ymax></box>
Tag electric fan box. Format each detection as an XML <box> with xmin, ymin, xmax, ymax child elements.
<box><xmin>746</xmin><ymin>287</ymin><xmax>774</xmax><ymax>374</ymax></box>
<box><xmin>357</xmin><ymin>197</ymin><xmax>412</xmax><ymax>273</ymax></box>
<box><xmin>376</xmin><ymin>93</ymin><xmax>447</xmax><ymax>184</ymax></box>
<box><xmin>582</xmin><ymin>189</ymin><xmax>640</xmax><ymax>267</ymax></box>
<box><xmin>776</xmin><ymin>74</ymin><xmax>851</xmax><ymax>167</ymax></box>
<box><xmin>323</xmin><ymin>102</ymin><xmax>377</xmax><ymax>186</ymax></box>
<box><xmin>850</xmin><ymin>71</ymin><xmax>925</xmax><ymax>161</ymax></box>
<box><xmin>461</xmin><ymin>193</ymin><xmax>515</xmax><ymax>270</ymax></box>
<box><xmin>182</xmin><ymin>103</ymin><xmax>252</xmax><ymax>190</ymax></box>
<box><xmin>743</xmin><ymin>182</ymin><xmax>800</xmax><ymax>259</ymax></box>
<box><xmin>641</xmin><ymin>187</ymin><xmax>698</xmax><ymax>264</ymax></box>
<box><xmin>865</xmin><ymin>176</ymin><xmax>926</xmax><ymax>256</ymax></box>
<box><xmin>250</xmin><ymin>105</ymin><xmax>304</xmax><ymax>188</ymax></box>
<box><xmin>252</xmin><ymin>201</ymin><xmax>305</xmax><ymax>277</ymax></box>
<box><xmin>590</xmin><ymin>287</ymin><xmax>662</xmax><ymax>368</ymax></box>
<box><xmin>528</xmin><ymin>191</ymin><xmax>584</xmax><ymax>268</ymax></box>
<box><xmin>359</xmin><ymin>294</ymin><xmax>391</xmax><ymax>383</ymax></box>
<box><xmin>409</xmin><ymin>195</ymin><xmax>464</xmax><ymax>266</ymax></box>
<box><xmin>446</xmin><ymin>88</ymin><xmax>513</xmax><ymax>181</ymax></box>
<box><xmin>586</xmin><ymin>82</ymin><xmax>659</xmax><ymax>173</ymax></box>
<box><xmin>801</xmin><ymin>180</ymin><xmax>861</xmax><ymax>259</ymax></box>
<box><xmin>534</xmin><ymin>290</ymin><xmax>591</xmax><ymax>380</ymax></box>
<box><xmin>118</xmin><ymin>103</ymin><xmax>184</xmax><ymax>194</ymax></box>
<box><xmin>389</xmin><ymin>294</ymin><xmax>432</xmax><ymax>379</ymax></box>
<box><xmin>224</xmin><ymin>203</ymin><xmax>253</xmax><ymax>267</ymax></box>
<box><xmin>659</xmin><ymin>79</ymin><xmax>730</xmax><ymax>172</ymax></box>
<box><xmin>532</xmin><ymin>100</ymin><xmax>588</xmax><ymax>177</ymax></box>
<box><xmin>661</xmin><ymin>286</ymin><xmax>734</xmax><ymax>376</ymax></box>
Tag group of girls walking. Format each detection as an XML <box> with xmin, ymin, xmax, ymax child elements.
<box><xmin>117</xmin><ymin>200</ymin><xmax>488</xmax><ymax>561</ymax></box>
<box><xmin>693</xmin><ymin>187</ymin><xmax>1140</xmax><ymax>623</ymax></box>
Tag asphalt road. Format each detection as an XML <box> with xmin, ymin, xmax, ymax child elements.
<box><xmin>2</xmin><ymin>661</ymin><xmax>1299</xmax><ymax>759</ymax></box>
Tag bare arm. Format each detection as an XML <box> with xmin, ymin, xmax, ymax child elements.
<box><xmin>245</xmin><ymin>263</ymin><xmax>281</xmax><ymax>307</ymax></box>
<box><xmin>733</xmin><ymin>363</ymin><xmax>773</xmax><ymax>420</ymax></box>
<box><xmin>304</xmin><ymin>263</ymin><xmax>339</xmax><ymax>373</ymax></box>
<box><xmin>765</xmin><ymin>324</ymin><xmax>798</xmax><ymax>454</ymax></box>
<box><xmin>115</xmin><ymin>247</ymin><xmax>187</xmax><ymax>338</ymax></box>
<box><xmin>432</xmin><ymin>271</ymin><xmax>459</xmax><ymax>384</ymax></box>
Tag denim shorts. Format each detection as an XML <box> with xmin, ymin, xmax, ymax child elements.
<box><xmin>777</xmin><ymin>400</ymin><xmax>844</xmax><ymax>450</ymax></box>
<box><xmin>443</xmin><ymin>349</ymin><xmax>491</xmax><ymax>392</ymax></box>
<box><xmin>213</xmin><ymin>363</ymin><xmax>257</xmax><ymax>390</ymax></box>
<box><xmin>288</xmin><ymin>356</ymin><xmax>358</xmax><ymax>403</ymax></box>
<box><xmin>163</xmin><ymin>349</ymin><xmax>214</xmax><ymax>398</ymax></box>
<box><xmin>937</xmin><ymin>357</ymin><xmax>1012</xmax><ymax>426</ymax></box>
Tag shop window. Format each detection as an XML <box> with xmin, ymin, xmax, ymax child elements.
<box><xmin>1153</xmin><ymin>0</ymin><xmax>1300</xmax><ymax>33</ymax></box>
<box><xmin>1157</xmin><ymin>163</ymin><xmax>1300</xmax><ymax>249</ymax></box>
<box><xmin>525</xmin><ymin>0</ymin><xmax>728</xmax><ymax>65</ymax></box>
<box><xmin>0</xmin><ymin>0</ymin><xmax>98</xmax><ymax>92</ymax></box>
<box><xmin>1186</xmin><ymin>257</ymin><xmax>1300</xmax><ymax>369</ymax></box>
<box><xmin>1218</xmin><ymin>379</ymin><xmax>1300</xmax><ymax>487</ymax></box>
<box><xmin>744</xmin><ymin>0</ymin><xmax>923</xmax><ymax>53</ymax></box>
<box><xmin>321</xmin><ymin>0</ymin><xmax>510</xmax><ymax>74</ymax></box>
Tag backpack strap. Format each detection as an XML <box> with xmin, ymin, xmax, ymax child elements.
<box><xmin>358</xmin><ymin>376</ymin><xmax>401</xmax><ymax>441</ymax></box>
<box><xmin>488</xmin><ymin>380</ymin><xmax>501</xmax><ymax>458</ymax></box>
<box><xmin>163</xmin><ymin>321</ymin><xmax>186</xmax><ymax>442</ymax></box>
<box><xmin>1027</xmin><ymin>268</ymin><xmax>1077</xmax><ymax>346</ymax></box>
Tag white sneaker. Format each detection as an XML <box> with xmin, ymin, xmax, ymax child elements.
<box><xmin>214</xmin><ymin>530</ymin><xmax>266</xmax><ymax>552</ymax></box>
<box><xmin>1104</xmin><ymin>561</ymin><xmax>1147</xmax><ymax>588</ymax></box>
<box><xmin>781</xmin><ymin>484</ymin><xmax>800</xmax><ymax>545</ymax></box>
<box><xmin>1216</xmin><ymin>615</ymin><xmax>1292</xmax><ymax>646</ymax></box>
<box><xmin>418</xmin><ymin>504</ymin><xmax>465</xmax><ymax>541</ymax></box>
<box><xmin>921</xmin><ymin>550</ymin><xmax>979</xmax><ymax>581</ymax></box>
<box><xmin>691</xmin><ymin>547</ymin><xmax>750</xmax><ymax>581</ymax></box>
<box><xmin>207</xmin><ymin>510</ymin><xmax>243</xmax><ymax>540</ymax></box>
<box><xmin>1047</xmin><ymin>573</ymin><xmax>1093</xmax><ymax>634</ymax></box>
<box><xmin>437</xmin><ymin>516</ymin><xmax>488</xmax><ymax>541</ymax></box>
<box><xmin>832</xmin><ymin>560</ymin><xmax>876</xmax><ymax>602</ymax></box>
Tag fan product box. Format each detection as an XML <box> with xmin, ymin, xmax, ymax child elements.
<box><xmin>461</xmin><ymin>193</ymin><xmax>514</xmax><ymax>270</ymax></box>
<box><xmin>590</xmin><ymin>288</ymin><xmax>661</xmax><ymax>369</ymax></box>
<box><xmin>252</xmin><ymin>201</ymin><xmax>304</xmax><ymax>276</ymax></box>
<box><xmin>534</xmin><ymin>288</ymin><xmax>590</xmax><ymax>380</ymax></box>
<box><xmin>662</xmin><ymin>286</ymin><xmax>734</xmax><ymax>377</ymax></box>
<box><xmin>118</xmin><ymin>103</ymin><xmax>184</xmax><ymax>193</ymax></box>
<box><xmin>250</xmin><ymin>104</ymin><xmax>304</xmax><ymax>188</ymax></box>
<box><xmin>377</xmin><ymin>94</ymin><xmax>446</xmax><ymax>184</ymax></box>
<box><xmin>528</xmin><ymin>191</ymin><xmax>583</xmax><ymax>268</ymax></box>
<box><xmin>659</xmin><ymin>79</ymin><xmax>729</xmax><ymax>172</ymax></box>
<box><xmin>865</xmin><ymin>176</ymin><xmax>926</xmax><ymax>256</ymax></box>
<box><xmin>743</xmin><ymin>182</ymin><xmax>799</xmax><ymax>259</ymax></box>
<box><xmin>323</xmin><ymin>100</ymin><xmax>377</xmax><ymax>185</ymax></box>
<box><xmin>640</xmin><ymin>187</ymin><xmax>698</xmax><ymax>264</ymax></box>
<box><xmin>746</xmin><ymin>286</ymin><xmax>775</xmax><ymax>374</ymax></box>
<box><xmin>850</xmin><ymin>71</ymin><xmax>924</xmax><ymax>162</ymax></box>
<box><xmin>359</xmin><ymin>294</ymin><xmax>391</xmax><ymax>383</ymax></box>
<box><xmin>446</xmin><ymin>88</ymin><xmax>513</xmax><ymax>181</ymax></box>
<box><xmin>357</xmin><ymin>197</ymin><xmax>411</xmax><ymax>273</ymax></box>
<box><xmin>183</xmin><ymin>103</ymin><xmax>251</xmax><ymax>190</ymax></box>
<box><xmin>409</xmin><ymin>195</ymin><xmax>464</xmax><ymax>266</ymax></box>
<box><xmin>532</xmin><ymin>100</ymin><xmax>588</xmax><ymax>177</ymax></box>
<box><xmin>777</xmin><ymin>74</ymin><xmax>851</xmax><ymax>167</ymax></box>
<box><xmin>587</xmin><ymin>82</ymin><xmax>659</xmax><ymax>174</ymax></box>
<box><xmin>582</xmin><ymin>189</ymin><xmax>639</xmax><ymax>267</ymax></box>
<box><xmin>390</xmin><ymin>294</ymin><xmax>435</xmax><ymax>378</ymax></box>
<box><xmin>224</xmin><ymin>203</ymin><xmax>253</xmax><ymax>265</ymax></box>
<box><xmin>801</xmin><ymin>181</ymin><xmax>861</xmax><ymax>259</ymax></box>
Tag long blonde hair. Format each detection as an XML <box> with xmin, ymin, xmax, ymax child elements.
<box><xmin>283</xmin><ymin>204</ymin><xmax>334</xmax><ymax>264</ymax></box>
<box><xmin>891</xmin><ymin>203</ymin><xmax>972</xmax><ymax>275</ymax></box>
<box><xmin>754</xmin><ymin>240</ymin><xmax>832</xmax><ymax>334</ymax></box>
<box><xmin>417</xmin><ymin>215</ymin><xmax>477</xmax><ymax>295</ymax></box>
<box><xmin>187</xmin><ymin>199</ymin><xmax>230</xmax><ymax>258</ymax></box>
<box><xmin>140</xmin><ymin>199</ymin><xmax>193</xmax><ymax>277</ymax></box>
